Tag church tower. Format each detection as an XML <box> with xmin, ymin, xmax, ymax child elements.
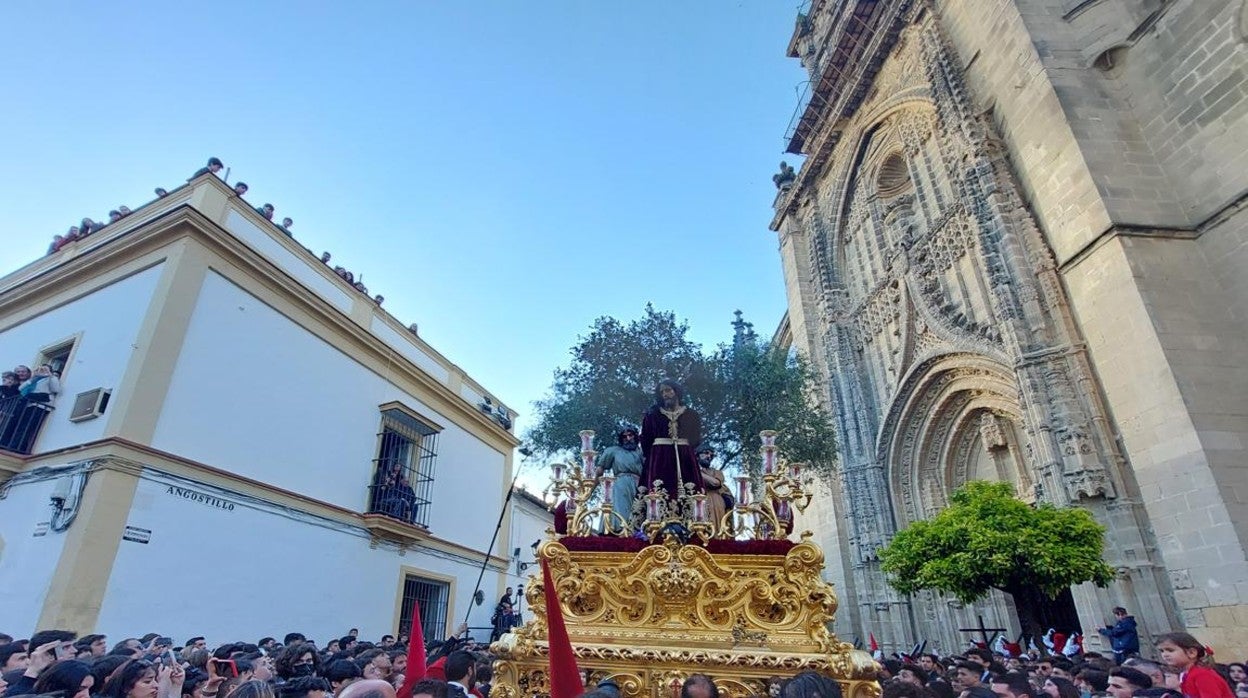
<box><xmin>772</xmin><ymin>0</ymin><xmax>1248</xmax><ymax>654</ymax></box>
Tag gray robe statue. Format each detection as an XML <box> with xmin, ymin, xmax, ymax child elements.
<box><xmin>599</xmin><ymin>442</ymin><xmax>644</xmax><ymax>531</ymax></box>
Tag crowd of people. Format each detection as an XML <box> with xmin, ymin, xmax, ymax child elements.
<box><xmin>0</xmin><ymin>361</ymin><xmax>62</xmax><ymax>453</ymax></box>
<box><xmin>643</xmin><ymin>625</ymin><xmax>1247</xmax><ymax>698</ymax></box>
<box><xmin>46</xmin><ymin>209</ymin><xmax>137</xmax><ymax>255</ymax></box>
<box><xmin>0</xmin><ymin>626</ymin><xmax>495</xmax><ymax>698</ymax></box>
<box><xmin>2</xmin><ymin>616</ymin><xmax>1244</xmax><ymax>698</ymax></box>
<box><xmin>41</xmin><ymin>157</ymin><xmax>383</xmax><ymax>308</ymax></box>
<box><xmin>861</xmin><ymin>629</ymin><xmax>1245</xmax><ymax>698</ymax></box>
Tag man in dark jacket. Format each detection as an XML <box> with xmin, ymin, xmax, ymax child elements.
<box><xmin>1097</xmin><ymin>606</ymin><xmax>1140</xmax><ymax>663</ymax></box>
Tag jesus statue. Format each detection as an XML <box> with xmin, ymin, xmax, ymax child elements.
<box><xmin>639</xmin><ymin>379</ymin><xmax>705</xmax><ymax>501</ymax></box>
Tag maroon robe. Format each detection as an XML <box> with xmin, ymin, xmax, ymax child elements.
<box><xmin>639</xmin><ymin>405</ymin><xmax>704</xmax><ymax>500</ymax></box>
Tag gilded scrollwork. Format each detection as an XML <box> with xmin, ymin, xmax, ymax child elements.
<box><xmin>494</xmin><ymin>538</ymin><xmax>877</xmax><ymax>698</ymax></box>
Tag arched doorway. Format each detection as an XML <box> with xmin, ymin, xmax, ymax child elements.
<box><xmin>879</xmin><ymin>352</ymin><xmax>1069</xmax><ymax>649</ymax></box>
<box><xmin>881</xmin><ymin>353</ymin><xmax>1031</xmax><ymax>522</ymax></box>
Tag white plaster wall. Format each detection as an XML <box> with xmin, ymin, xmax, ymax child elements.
<box><xmin>0</xmin><ymin>477</ymin><xmax>69</xmax><ymax>635</ymax></box>
<box><xmin>150</xmin><ymin>272</ymin><xmax>504</xmax><ymax>550</ymax></box>
<box><xmin>224</xmin><ymin>210</ymin><xmax>354</xmax><ymax>315</ymax></box>
<box><xmin>504</xmin><ymin>493</ymin><xmax>553</xmax><ymax>591</ymax></box>
<box><xmin>95</xmin><ymin>474</ymin><xmax>500</xmax><ymax>647</ymax></box>
<box><xmin>0</xmin><ymin>264</ymin><xmax>164</xmax><ymax>453</ymax></box>
<box><xmin>369</xmin><ymin>318</ymin><xmax>451</xmax><ymax>384</ymax></box>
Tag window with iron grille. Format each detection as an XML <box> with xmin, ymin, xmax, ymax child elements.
<box><xmin>398</xmin><ymin>575</ymin><xmax>450</xmax><ymax>645</ymax></box>
<box><xmin>368</xmin><ymin>407</ymin><xmax>439</xmax><ymax>528</ymax></box>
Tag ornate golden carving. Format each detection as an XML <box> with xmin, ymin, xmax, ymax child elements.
<box><xmin>492</xmin><ymin>536</ymin><xmax>879</xmax><ymax>698</ymax></box>
<box><xmin>545</xmin><ymin>430</ymin><xmax>817</xmax><ymax>545</ymax></box>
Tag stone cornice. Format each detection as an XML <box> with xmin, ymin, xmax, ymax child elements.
<box><xmin>0</xmin><ymin>199</ymin><xmax>519</xmax><ymax>452</ymax></box>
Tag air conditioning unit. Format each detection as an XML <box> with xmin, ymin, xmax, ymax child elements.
<box><xmin>69</xmin><ymin>388</ymin><xmax>111</xmax><ymax>422</ymax></box>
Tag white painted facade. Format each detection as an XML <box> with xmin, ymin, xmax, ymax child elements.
<box><xmin>97</xmin><ymin>474</ymin><xmax>490</xmax><ymax>645</ymax></box>
<box><xmin>0</xmin><ymin>175</ymin><xmax>522</xmax><ymax>644</ymax></box>
<box><xmin>0</xmin><ymin>264</ymin><xmax>164</xmax><ymax>452</ymax></box>
<box><xmin>503</xmin><ymin>488</ymin><xmax>555</xmax><ymax>594</ymax></box>
<box><xmin>0</xmin><ymin>476</ymin><xmax>67</xmax><ymax>635</ymax></box>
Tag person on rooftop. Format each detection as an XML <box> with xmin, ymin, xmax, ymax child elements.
<box><xmin>108</xmin><ymin>210</ymin><xmax>123</xmax><ymax>223</ymax></box>
<box><xmin>234</xmin><ymin>182</ymin><xmax>249</xmax><ymax>196</ymax></box>
<box><xmin>257</xmin><ymin>203</ymin><xmax>275</xmax><ymax>220</ymax></box>
<box><xmin>155</xmin><ymin>187</ymin><xmax>169</xmax><ymax>198</ymax></box>
<box><xmin>190</xmin><ymin>157</ymin><xmax>224</xmax><ymax>179</ymax></box>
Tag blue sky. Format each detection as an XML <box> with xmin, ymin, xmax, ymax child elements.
<box><xmin>0</xmin><ymin>2</ymin><xmax>808</xmax><ymax>454</ymax></box>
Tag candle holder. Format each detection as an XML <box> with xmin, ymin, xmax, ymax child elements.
<box><xmin>757</xmin><ymin>455</ymin><xmax>812</xmax><ymax>539</ymax></box>
<box><xmin>687</xmin><ymin>493</ymin><xmax>713</xmax><ymax>543</ymax></box>
<box><xmin>544</xmin><ymin>453</ymin><xmax>630</xmax><ymax>537</ymax></box>
<box><xmin>716</xmin><ymin>431</ymin><xmax>813</xmax><ymax>540</ymax></box>
<box><xmin>601</xmin><ymin>475</ymin><xmax>615</xmax><ymax>504</ymax></box>
<box><xmin>547</xmin><ymin>428</ymin><xmax>814</xmax><ymax>542</ymax></box>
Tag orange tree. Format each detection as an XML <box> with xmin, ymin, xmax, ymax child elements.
<box><xmin>878</xmin><ymin>481</ymin><xmax>1115</xmax><ymax>639</ymax></box>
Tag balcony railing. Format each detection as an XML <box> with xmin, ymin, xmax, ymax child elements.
<box><xmin>0</xmin><ymin>395</ymin><xmax>54</xmax><ymax>455</ymax></box>
<box><xmin>367</xmin><ymin>415</ymin><xmax>438</xmax><ymax>528</ymax></box>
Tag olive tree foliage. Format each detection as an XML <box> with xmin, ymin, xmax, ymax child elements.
<box><xmin>702</xmin><ymin>336</ymin><xmax>838</xmax><ymax>476</ymax></box>
<box><xmin>878</xmin><ymin>480</ymin><xmax>1116</xmax><ymax>637</ymax></box>
<box><xmin>526</xmin><ymin>305</ymin><xmax>837</xmax><ymax>477</ymax></box>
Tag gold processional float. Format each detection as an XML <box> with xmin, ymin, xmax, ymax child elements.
<box><xmin>490</xmin><ymin>430</ymin><xmax>878</xmax><ymax>698</ymax></box>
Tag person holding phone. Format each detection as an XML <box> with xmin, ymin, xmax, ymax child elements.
<box><xmin>100</xmin><ymin>659</ymin><xmax>161</xmax><ymax>698</ymax></box>
<box><xmin>4</xmin><ymin>630</ymin><xmax>79</xmax><ymax>696</ymax></box>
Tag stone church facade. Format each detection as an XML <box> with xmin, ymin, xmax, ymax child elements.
<box><xmin>771</xmin><ymin>0</ymin><xmax>1248</xmax><ymax>655</ymax></box>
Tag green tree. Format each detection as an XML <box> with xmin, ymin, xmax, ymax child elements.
<box><xmin>526</xmin><ymin>305</ymin><xmax>837</xmax><ymax>477</ymax></box>
<box><xmin>877</xmin><ymin>480</ymin><xmax>1116</xmax><ymax>638</ymax></box>
<box><xmin>702</xmin><ymin>336</ymin><xmax>837</xmax><ymax>476</ymax></box>
<box><xmin>527</xmin><ymin>304</ymin><xmax>715</xmax><ymax>459</ymax></box>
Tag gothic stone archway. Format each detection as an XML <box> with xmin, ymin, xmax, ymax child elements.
<box><xmin>878</xmin><ymin>352</ymin><xmax>1073</xmax><ymax>648</ymax></box>
<box><xmin>882</xmin><ymin>352</ymin><xmax>1032</xmax><ymax>524</ymax></box>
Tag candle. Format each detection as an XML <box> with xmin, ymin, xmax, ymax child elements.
<box><xmin>694</xmin><ymin>496</ymin><xmax>706</xmax><ymax>522</ymax></box>
<box><xmin>646</xmin><ymin>495</ymin><xmax>661</xmax><ymax>521</ymax></box>
<box><xmin>790</xmin><ymin>462</ymin><xmax>802</xmax><ymax>479</ymax></box>
<box><xmin>763</xmin><ymin>446</ymin><xmax>776</xmax><ymax>475</ymax></box>
<box><xmin>552</xmin><ymin>463</ymin><xmax>564</xmax><ymax>481</ymax></box>
<box><xmin>777</xmin><ymin>500</ymin><xmax>791</xmax><ymax>520</ymax></box>
<box><xmin>583</xmin><ymin>450</ymin><xmax>597</xmax><ymax>475</ymax></box>
<box><xmin>579</xmin><ymin>430</ymin><xmax>595</xmax><ymax>451</ymax></box>
<box><xmin>736</xmin><ymin>476</ymin><xmax>751</xmax><ymax>506</ymax></box>
<box><xmin>760</xmin><ymin>430</ymin><xmax>777</xmax><ymax>447</ymax></box>
<box><xmin>602</xmin><ymin>476</ymin><xmax>614</xmax><ymax>504</ymax></box>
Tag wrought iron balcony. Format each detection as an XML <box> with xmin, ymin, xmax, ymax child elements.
<box><xmin>0</xmin><ymin>395</ymin><xmax>54</xmax><ymax>455</ymax></box>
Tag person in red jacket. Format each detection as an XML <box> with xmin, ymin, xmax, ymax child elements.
<box><xmin>1155</xmin><ymin>632</ymin><xmax>1234</xmax><ymax>698</ymax></box>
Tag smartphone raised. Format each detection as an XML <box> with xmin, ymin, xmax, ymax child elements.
<box><xmin>210</xmin><ymin>658</ymin><xmax>239</xmax><ymax>678</ymax></box>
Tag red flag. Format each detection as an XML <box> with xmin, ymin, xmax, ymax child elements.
<box><xmin>869</xmin><ymin>632</ymin><xmax>879</xmax><ymax>651</ymax></box>
<box><xmin>395</xmin><ymin>598</ymin><xmax>427</xmax><ymax>698</ymax></box>
<box><xmin>542</xmin><ymin>559</ymin><xmax>583</xmax><ymax>698</ymax></box>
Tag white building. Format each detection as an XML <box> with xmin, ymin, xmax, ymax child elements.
<box><xmin>0</xmin><ymin>172</ymin><xmax>544</xmax><ymax>647</ymax></box>
<box><xmin>499</xmin><ymin>488</ymin><xmax>556</xmax><ymax>613</ymax></box>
